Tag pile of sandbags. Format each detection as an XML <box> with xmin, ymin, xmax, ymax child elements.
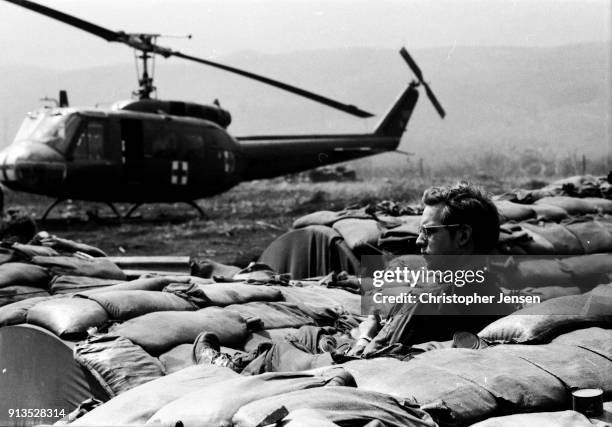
<box><xmin>343</xmin><ymin>327</ymin><xmax>611</xmax><ymax>426</ymax></box>
<box><xmin>0</xmin><ymin>234</ymin><xmax>125</xmax><ymax>309</ymax></box>
<box><xmin>68</xmin><ymin>365</ymin><xmax>436</xmax><ymax>427</ymax></box>
<box><xmin>499</xmin><ymin>175</ymin><xmax>612</xmax><ymax>203</ymax></box>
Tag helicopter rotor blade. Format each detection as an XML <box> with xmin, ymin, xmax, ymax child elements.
<box><xmin>172</xmin><ymin>51</ymin><xmax>374</xmax><ymax>118</ymax></box>
<box><xmin>3</xmin><ymin>0</ymin><xmax>375</xmax><ymax>118</ymax></box>
<box><xmin>399</xmin><ymin>47</ymin><xmax>445</xmax><ymax>118</ymax></box>
<box><xmin>399</xmin><ymin>47</ymin><xmax>423</xmax><ymax>82</ymax></box>
<box><xmin>3</xmin><ymin>0</ymin><xmax>121</xmax><ymax>42</ymax></box>
<box><xmin>423</xmin><ymin>82</ymin><xmax>446</xmax><ymax>118</ymax></box>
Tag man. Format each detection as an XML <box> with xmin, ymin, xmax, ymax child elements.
<box><xmin>352</xmin><ymin>182</ymin><xmax>511</xmax><ymax>356</ymax></box>
<box><xmin>194</xmin><ymin>182</ymin><xmax>510</xmax><ymax>368</ymax></box>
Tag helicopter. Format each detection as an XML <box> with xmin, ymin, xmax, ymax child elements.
<box><xmin>0</xmin><ymin>0</ymin><xmax>445</xmax><ymax>220</ymax></box>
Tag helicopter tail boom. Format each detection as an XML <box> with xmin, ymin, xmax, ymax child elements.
<box><xmin>236</xmin><ymin>83</ymin><xmax>422</xmax><ymax>180</ymax></box>
<box><xmin>373</xmin><ymin>83</ymin><xmax>419</xmax><ymax>138</ymax></box>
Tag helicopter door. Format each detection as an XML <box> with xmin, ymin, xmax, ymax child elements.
<box><xmin>121</xmin><ymin>119</ymin><xmax>144</xmax><ymax>182</ymax></box>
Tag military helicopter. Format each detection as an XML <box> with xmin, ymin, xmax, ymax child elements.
<box><xmin>0</xmin><ymin>0</ymin><xmax>445</xmax><ymax>219</ymax></box>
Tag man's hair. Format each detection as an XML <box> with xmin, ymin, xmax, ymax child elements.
<box><xmin>421</xmin><ymin>182</ymin><xmax>499</xmax><ymax>252</ymax></box>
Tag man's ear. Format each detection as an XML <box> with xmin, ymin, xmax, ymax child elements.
<box><xmin>456</xmin><ymin>225</ymin><xmax>472</xmax><ymax>248</ymax></box>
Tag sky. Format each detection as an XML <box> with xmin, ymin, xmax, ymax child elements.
<box><xmin>0</xmin><ymin>0</ymin><xmax>610</xmax><ymax>70</ymax></box>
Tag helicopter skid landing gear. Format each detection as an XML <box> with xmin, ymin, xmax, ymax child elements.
<box><xmin>124</xmin><ymin>203</ymin><xmax>143</xmax><ymax>220</ymax></box>
<box><xmin>185</xmin><ymin>200</ymin><xmax>207</xmax><ymax>219</ymax></box>
<box><xmin>39</xmin><ymin>200</ymin><xmax>122</xmax><ymax>220</ymax></box>
<box><xmin>124</xmin><ymin>201</ymin><xmax>207</xmax><ymax>219</ymax></box>
<box><xmin>40</xmin><ymin>198</ymin><xmax>66</xmax><ymax>221</ymax></box>
<box><xmin>104</xmin><ymin>203</ymin><xmax>121</xmax><ymax>219</ymax></box>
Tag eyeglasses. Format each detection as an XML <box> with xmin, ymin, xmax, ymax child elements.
<box><xmin>417</xmin><ymin>224</ymin><xmax>463</xmax><ymax>239</ymax></box>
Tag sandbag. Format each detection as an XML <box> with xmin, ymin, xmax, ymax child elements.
<box><xmin>560</xmin><ymin>253</ymin><xmax>612</xmax><ymax>285</ymax></box>
<box><xmin>581</xmin><ymin>197</ymin><xmax>612</xmax><ymax>214</ymax></box>
<box><xmin>224</xmin><ymin>301</ymin><xmax>315</xmax><ymax>329</ymax></box>
<box><xmin>79</xmin><ymin>276</ymin><xmax>173</xmax><ymax>295</ymax></box>
<box><xmin>84</xmin><ymin>290</ymin><xmax>196</xmax><ymax>320</ymax></box>
<box><xmin>496</xmin><ymin>257</ymin><xmax>575</xmax><ymax>288</ymax></box>
<box><xmin>565</xmin><ymin>218</ymin><xmax>612</xmax><ymax>253</ymax></box>
<box><xmin>26</xmin><ymin>297</ymin><xmax>109</xmax><ymax>339</ymax></box>
<box><xmin>279</xmin><ymin>408</ymin><xmax>339</xmax><ymax>427</ymax></box>
<box><xmin>233</xmin><ymin>386</ymin><xmax>438</xmax><ymax>427</ymax></box>
<box><xmin>341</xmin><ymin>357</ymin><xmax>496</xmax><ymax>425</ymax></box>
<box><xmin>293</xmin><ymin>210</ymin><xmax>345</xmax><ymax>228</ymax></box>
<box><xmin>273</xmin><ymin>285</ymin><xmax>361</xmax><ymax>315</ymax></box>
<box><xmin>494</xmin><ymin>200</ymin><xmax>535</xmax><ymax>222</ymax></box>
<box><xmin>147</xmin><ymin>367</ymin><xmax>354</xmax><ymax>427</ymax></box>
<box><xmin>0</xmin><ymin>262</ymin><xmax>51</xmax><ymax>289</ymax></box>
<box><xmin>470</xmin><ymin>410</ymin><xmax>593</xmax><ymax>427</ymax></box>
<box><xmin>332</xmin><ymin>219</ymin><xmax>381</xmax><ymax>250</ymax></box>
<box><xmin>292</xmin><ymin>209</ymin><xmax>373</xmax><ymax>229</ymax></box>
<box><xmin>74</xmin><ymin>334</ymin><xmax>165</xmax><ymax>397</ymax></box>
<box><xmin>11</xmin><ymin>243</ymin><xmax>59</xmax><ymax>258</ymax></box>
<box><xmin>112</xmin><ymin>306</ymin><xmax>248</xmax><ymax>355</ymax></box>
<box><xmin>49</xmin><ymin>275</ymin><xmax>125</xmax><ymax>294</ymax></box>
<box><xmin>535</xmin><ymin>196</ymin><xmax>598</xmax><ymax>215</ymax></box>
<box><xmin>0</xmin><ymin>285</ymin><xmax>51</xmax><ymax>307</ymax></box>
<box><xmin>196</xmin><ymin>282</ymin><xmax>282</xmax><ymax>306</ymax></box>
<box><xmin>344</xmin><ymin>348</ymin><xmax>567</xmax><ymax>426</ymax></box>
<box><xmin>377</xmin><ymin>216</ymin><xmax>422</xmax><ymax>252</ymax></box>
<box><xmin>497</xmin><ymin>254</ymin><xmax>611</xmax><ymax>290</ymax></box>
<box><xmin>529</xmin><ymin>203</ymin><xmax>570</xmax><ymax>222</ymax></box>
<box><xmin>520</xmin><ymin>222</ymin><xmax>584</xmax><ymax>254</ymax></box>
<box><xmin>515</xmin><ymin>286</ymin><xmax>582</xmax><ymax>301</ymax></box>
<box><xmin>491</xmin><ymin>343</ymin><xmax>611</xmax><ymax>392</ymax></box>
<box><xmin>30</xmin><ymin>255</ymin><xmax>126</xmax><ymax>280</ymax></box>
<box><xmin>479</xmin><ymin>284</ymin><xmax>612</xmax><ymax>343</ymax></box>
<box><xmin>190</xmin><ymin>257</ymin><xmax>241</xmax><ymax>279</ymax></box>
<box><xmin>0</xmin><ymin>247</ymin><xmax>16</xmax><ymax>264</ymax></box>
<box><xmin>517</xmin><ymin>227</ymin><xmax>557</xmax><ymax>254</ymax></box>
<box><xmin>0</xmin><ymin>295</ymin><xmax>54</xmax><ymax>326</ymax></box>
<box><xmin>551</xmin><ymin>327</ymin><xmax>612</xmax><ymax>359</ymax></box>
<box><xmin>70</xmin><ymin>364</ymin><xmax>238</xmax><ymax>426</ymax></box>
<box><xmin>35</xmin><ymin>233</ymin><xmax>108</xmax><ymax>257</ymax></box>
<box><xmin>158</xmin><ymin>344</ymin><xmax>194</xmax><ymax>374</ymax></box>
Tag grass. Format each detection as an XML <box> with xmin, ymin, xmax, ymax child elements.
<box><xmin>1</xmin><ymin>162</ymin><xmax>604</xmax><ymax>262</ymax></box>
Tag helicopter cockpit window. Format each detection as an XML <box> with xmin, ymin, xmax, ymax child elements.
<box><xmin>14</xmin><ymin>111</ymin><xmax>79</xmax><ymax>155</ymax></box>
<box><xmin>72</xmin><ymin>120</ymin><xmax>105</xmax><ymax>161</ymax></box>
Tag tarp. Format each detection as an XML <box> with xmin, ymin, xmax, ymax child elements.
<box><xmin>259</xmin><ymin>225</ymin><xmax>360</xmax><ymax>279</ymax></box>
<box><xmin>0</xmin><ymin>325</ymin><xmax>108</xmax><ymax>427</ymax></box>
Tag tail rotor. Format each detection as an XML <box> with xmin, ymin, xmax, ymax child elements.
<box><xmin>399</xmin><ymin>47</ymin><xmax>446</xmax><ymax>118</ymax></box>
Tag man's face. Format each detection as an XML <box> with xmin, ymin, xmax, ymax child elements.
<box><xmin>416</xmin><ymin>204</ymin><xmax>472</xmax><ymax>268</ymax></box>
<box><xmin>417</xmin><ymin>204</ymin><xmax>458</xmax><ymax>255</ymax></box>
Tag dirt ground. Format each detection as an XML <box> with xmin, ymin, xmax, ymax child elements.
<box><xmin>3</xmin><ymin>175</ymin><xmax>527</xmax><ymax>267</ymax></box>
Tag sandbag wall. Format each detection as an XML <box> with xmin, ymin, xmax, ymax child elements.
<box><xmin>0</xmin><ymin>251</ymin><xmax>362</xmax><ymax>401</ymax></box>
<box><xmin>279</xmin><ymin>177</ymin><xmax>612</xmax><ymax>298</ymax></box>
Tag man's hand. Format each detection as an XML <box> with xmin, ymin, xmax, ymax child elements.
<box><xmin>347</xmin><ymin>314</ymin><xmax>381</xmax><ymax>356</ymax></box>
